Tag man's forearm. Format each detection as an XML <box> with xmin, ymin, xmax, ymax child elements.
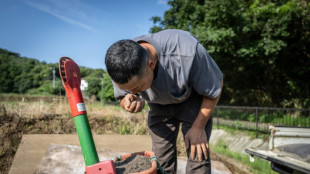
<box><xmin>192</xmin><ymin>95</ymin><xmax>220</xmax><ymax>129</ymax></box>
<box><xmin>193</xmin><ymin>80</ymin><xmax>223</xmax><ymax>129</ymax></box>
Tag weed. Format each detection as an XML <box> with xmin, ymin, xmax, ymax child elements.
<box><xmin>213</xmin><ymin>125</ymin><xmax>269</xmax><ymax>140</ymax></box>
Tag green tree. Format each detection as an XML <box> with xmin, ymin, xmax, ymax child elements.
<box><xmin>151</xmin><ymin>0</ymin><xmax>310</xmax><ymax>108</ymax></box>
<box><xmin>102</xmin><ymin>72</ymin><xmax>115</xmax><ymax>102</ymax></box>
<box><xmin>0</xmin><ymin>48</ymin><xmax>69</xmax><ymax>95</ymax></box>
<box><xmin>85</xmin><ymin>76</ymin><xmax>101</xmax><ymax>99</ymax></box>
<box><xmin>0</xmin><ymin>49</ymin><xmax>20</xmax><ymax>92</ymax></box>
<box><xmin>82</xmin><ymin>68</ymin><xmax>105</xmax><ymax>99</ymax></box>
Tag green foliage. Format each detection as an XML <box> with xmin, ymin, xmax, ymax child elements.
<box><xmin>0</xmin><ymin>48</ymin><xmax>115</xmax><ymax>100</ymax></box>
<box><xmin>82</xmin><ymin>69</ymin><xmax>116</xmax><ymax>102</ymax></box>
<box><xmin>213</xmin><ymin>126</ymin><xmax>269</xmax><ymax>139</ymax></box>
<box><xmin>102</xmin><ymin>72</ymin><xmax>116</xmax><ymax>102</ymax></box>
<box><xmin>215</xmin><ymin>108</ymin><xmax>310</xmax><ymax>127</ymax></box>
<box><xmin>270</xmin><ymin>115</ymin><xmax>310</xmax><ymax>127</ymax></box>
<box><xmin>150</xmin><ymin>0</ymin><xmax>310</xmax><ymax>108</ymax></box>
<box><xmin>0</xmin><ymin>48</ymin><xmax>61</xmax><ymax>94</ymax></box>
<box><xmin>85</xmin><ymin>75</ymin><xmax>102</xmax><ymax>99</ymax></box>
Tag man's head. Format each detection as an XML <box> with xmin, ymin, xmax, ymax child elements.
<box><xmin>105</xmin><ymin>40</ymin><xmax>148</xmax><ymax>84</ymax></box>
<box><xmin>105</xmin><ymin>39</ymin><xmax>154</xmax><ymax>94</ymax></box>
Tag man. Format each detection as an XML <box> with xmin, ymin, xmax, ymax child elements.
<box><xmin>105</xmin><ymin>29</ymin><xmax>223</xmax><ymax>174</ymax></box>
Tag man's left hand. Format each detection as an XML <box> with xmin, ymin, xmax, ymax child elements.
<box><xmin>185</xmin><ymin>126</ymin><xmax>209</xmax><ymax>161</ymax></box>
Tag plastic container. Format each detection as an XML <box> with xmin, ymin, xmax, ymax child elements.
<box><xmin>113</xmin><ymin>151</ymin><xmax>161</xmax><ymax>174</ymax></box>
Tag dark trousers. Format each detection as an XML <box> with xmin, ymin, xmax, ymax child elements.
<box><xmin>148</xmin><ymin>91</ymin><xmax>213</xmax><ymax>174</ymax></box>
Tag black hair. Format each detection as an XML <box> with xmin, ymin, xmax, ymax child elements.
<box><xmin>105</xmin><ymin>40</ymin><xmax>148</xmax><ymax>84</ymax></box>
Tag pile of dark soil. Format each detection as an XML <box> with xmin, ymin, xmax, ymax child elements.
<box><xmin>114</xmin><ymin>155</ymin><xmax>152</xmax><ymax>174</ymax></box>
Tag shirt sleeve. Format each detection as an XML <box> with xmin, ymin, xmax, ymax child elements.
<box><xmin>112</xmin><ymin>81</ymin><xmax>129</xmax><ymax>101</ymax></box>
<box><xmin>189</xmin><ymin>43</ymin><xmax>223</xmax><ymax>99</ymax></box>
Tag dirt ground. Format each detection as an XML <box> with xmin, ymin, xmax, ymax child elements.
<box><xmin>0</xmin><ymin>113</ymin><xmax>74</xmax><ymax>174</ymax></box>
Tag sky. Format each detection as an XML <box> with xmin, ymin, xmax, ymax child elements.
<box><xmin>0</xmin><ymin>0</ymin><xmax>170</xmax><ymax>69</ymax></box>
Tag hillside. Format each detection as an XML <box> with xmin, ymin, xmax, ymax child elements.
<box><xmin>0</xmin><ymin>48</ymin><xmax>114</xmax><ymax>101</ymax></box>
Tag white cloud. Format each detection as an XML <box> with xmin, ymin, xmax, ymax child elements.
<box><xmin>23</xmin><ymin>0</ymin><xmax>98</xmax><ymax>33</ymax></box>
<box><xmin>157</xmin><ymin>0</ymin><xmax>168</xmax><ymax>5</ymax></box>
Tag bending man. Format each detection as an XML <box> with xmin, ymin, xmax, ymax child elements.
<box><xmin>105</xmin><ymin>29</ymin><xmax>223</xmax><ymax>174</ymax></box>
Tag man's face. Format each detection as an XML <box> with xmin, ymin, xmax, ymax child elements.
<box><xmin>116</xmin><ymin>66</ymin><xmax>153</xmax><ymax>95</ymax></box>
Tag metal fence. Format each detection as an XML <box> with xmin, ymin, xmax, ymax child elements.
<box><xmin>213</xmin><ymin>106</ymin><xmax>310</xmax><ymax>134</ymax></box>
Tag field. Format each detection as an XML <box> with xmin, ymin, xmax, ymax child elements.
<box><xmin>0</xmin><ymin>95</ymin><xmax>275</xmax><ymax>174</ymax></box>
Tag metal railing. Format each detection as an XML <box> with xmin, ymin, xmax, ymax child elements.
<box><xmin>213</xmin><ymin>106</ymin><xmax>310</xmax><ymax>134</ymax></box>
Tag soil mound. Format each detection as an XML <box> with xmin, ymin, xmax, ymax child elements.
<box><xmin>115</xmin><ymin>155</ymin><xmax>152</xmax><ymax>174</ymax></box>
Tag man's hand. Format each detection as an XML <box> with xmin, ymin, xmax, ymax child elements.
<box><xmin>185</xmin><ymin>80</ymin><xmax>222</xmax><ymax>161</ymax></box>
<box><xmin>120</xmin><ymin>94</ymin><xmax>145</xmax><ymax>113</ymax></box>
<box><xmin>185</xmin><ymin>126</ymin><xmax>209</xmax><ymax>161</ymax></box>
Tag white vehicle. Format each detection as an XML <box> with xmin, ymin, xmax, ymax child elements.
<box><xmin>246</xmin><ymin>126</ymin><xmax>310</xmax><ymax>174</ymax></box>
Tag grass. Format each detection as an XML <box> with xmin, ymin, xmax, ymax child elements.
<box><xmin>0</xmin><ymin>97</ymin><xmax>149</xmax><ymax>135</ymax></box>
<box><xmin>213</xmin><ymin>125</ymin><xmax>270</xmax><ymax>140</ymax></box>
<box><xmin>0</xmin><ymin>96</ymin><xmax>71</xmax><ymax>118</ymax></box>
<box><xmin>211</xmin><ymin>139</ymin><xmax>277</xmax><ymax>174</ymax></box>
<box><xmin>215</xmin><ymin>109</ymin><xmax>310</xmax><ymax>127</ymax></box>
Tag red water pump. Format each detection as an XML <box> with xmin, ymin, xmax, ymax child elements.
<box><xmin>59</xmin><ymin>57</ymin><xmax>116</xmax><ymax>174</ymax></box>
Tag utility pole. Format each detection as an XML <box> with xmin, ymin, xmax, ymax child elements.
<box><xmin>101</xmin><ymin>73</ymin><xmax>104</xmax><ymax>104</ymax></box>
<box><xmin>52</xmin><ymin>67</ymin><xmax>56</xmax><ymax>88</ymax></box>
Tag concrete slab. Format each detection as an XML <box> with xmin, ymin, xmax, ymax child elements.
<box><xmin>9</xmin><ymin>134</ymin><xmax>231</xmax><ymax>174</ymax></box>
<box><xmin>34</xmin><ymin>144</ymin><xmax>190</xmax><ymax>174</ymax></box>
<box><xmin>9</xmin><ymin>134</ymin><xmax>152</xmax><ymax>174</ymax></box>
<box><xmin>35</xmin><ymin>144</ymin><xmax>134</xmax><ymax>174</ymax></box>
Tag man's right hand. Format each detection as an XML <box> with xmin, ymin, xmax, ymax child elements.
<box><xmin>120</xmin><ymin>94</ymin><xmax>145</xmax><ymax>113</ymax></box>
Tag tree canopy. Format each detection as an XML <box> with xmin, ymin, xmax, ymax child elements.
<box><xmin>151</xmin><ymin>0</ymin><xmax>310</xmax><ymax>108</ymax></box>
<box><xmin>0</xmin><ymin>48</ymin><xmax>115</xmax><ymax>101</ymax></box>
<box><xmin>0</xmin><ymin>48</ymin><xmax>59</xmax><ymax>94</ymax></box>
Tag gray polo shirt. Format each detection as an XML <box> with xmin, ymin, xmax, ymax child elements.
<box><xmin>113</xmin><ymin>29</ymin><xmax>223</xmax><ymax>105</ymax></box>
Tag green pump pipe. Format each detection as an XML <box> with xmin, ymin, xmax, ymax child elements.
<box><xmin>74</xmin><ymin>114</ymin><xmax>99</xmax><ymax>166</ymax></box>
